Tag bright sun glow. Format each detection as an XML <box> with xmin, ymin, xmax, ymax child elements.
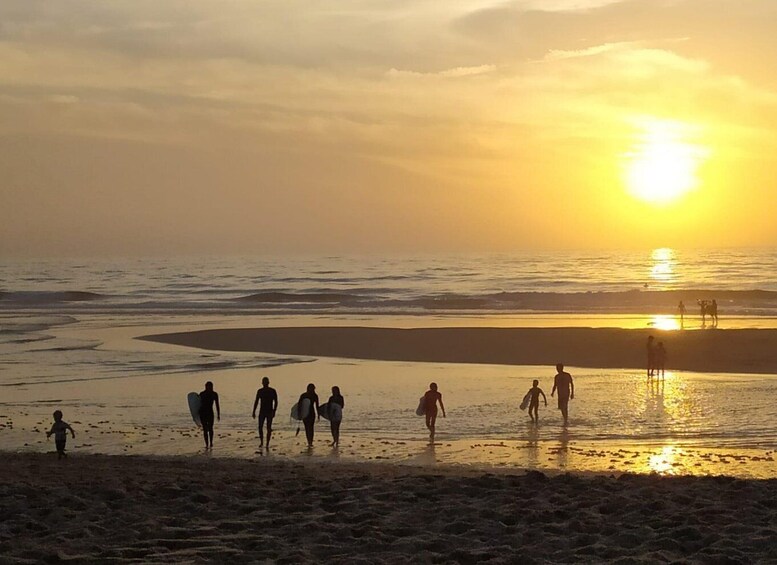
<box><xmin>624</xmin><ymin>119</ymin><xmax>709</xmax><ymax>204</ymax></box>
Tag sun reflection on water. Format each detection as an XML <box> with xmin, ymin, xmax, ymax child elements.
<box><xmin>648</xmin><ymin>445</ymin><xmax>682</xmax><ymax>475</ymax></box>
<box><xmin>650</xmin><ymin>247</ymin><xmax>676</xmax><ymax>285</ymax></box>
<box><xmin>649</xmin><ymin>315</ymin><xmax>680</xmax><ymax>331</ymax></box>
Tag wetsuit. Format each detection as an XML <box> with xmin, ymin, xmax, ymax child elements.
<box><xmin>328</xmin><ymin>394</ymin><xmax>345</xmax><ymax>445</ymax></box>
<box><xmin>553</xmin><ymin>371</ymin><xmax>573</xmax><ymax>415</ymax></box>
<box><xmin>199</xmin><ymin>389</ymin><xmax>219</xmax><ymax>444</ymax></box>
<box><xmin>423</xmin><ymin>390</ymin><xmax>442</xmax><ymax>434</ymax></box>
<box><xmin>256</xmin><ymin>386</ymin><xmax>278</xmax><ymax>436</ymax></box>
<box><xmin>299</xmin><ymin>391</ymin><xmax>319</xmax><ymax>446</ymax></box>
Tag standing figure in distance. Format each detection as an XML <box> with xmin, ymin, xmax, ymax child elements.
<box><xmin>525</xmin><ymin>379</ymin><xmax>548</xmax><ymax>424</ymax></box>
<box><xmin>710</xmin><ymin>299</ymin><xmax>719</xmax><ymax>326</ymax></box>
<box><xmin>423</xmin><ymin>382</ymin><xmax>446</xmax><ymax>441</ymax></box>
<box><xmin>327</xmin><ymin>385</ymin><xmax>345</xmax><ymax>447</ymax></box>
<box><xmin>646</xmin><ymin>335</ymin><xmax>655</xmax><ymax>378</ymax></box>
<box><xmin>199</xmin><ymin>381</ymin><xmax>220</xmax><ymax>449</ymax></box>
<box><xmin>551</xmin><ymin>364</ymin><xmax>575</xmax><ymax>425</ymax></box>
<box><xmin>655</xmin><ymin>342</ymin><xmax>667</xmax><ymax>378</ymax></box>
<box><xmin>678</xmin><ymin>301</ymin><xmax>686</xmax><ymax>327</ymax></box>
<box><xmin>47</xmin><ymin>410</ymin><xmax>75</xmax><ymax>460</ymax></box>
<box><xmin>298</xmin><ymin>383</ymin><xmax>320</xmax><ymax>448</ymax></box>
<box><xmin>252</xmin><ymin>376</ymin><xmax>278</xmax><ymax>449</ymax></box>
<box><xmin>698</xmin><ymin>299</ymin><xmax>708</xmax><ymax>325</ymax></box>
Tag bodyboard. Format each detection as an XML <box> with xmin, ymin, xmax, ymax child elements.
<box><xmin>519</xmin><ymin>390</ymin><xmax>532</xmax><ymax>411</ymax></box>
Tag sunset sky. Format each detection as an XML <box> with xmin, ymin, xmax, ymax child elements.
<box><xmin>2</xmin><ymin>0</ymin><xmax>777</xmax><ymax>256</ymax></box>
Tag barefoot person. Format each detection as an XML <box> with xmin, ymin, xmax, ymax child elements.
<box><xmin>252</xmin><ymin>376</ymin><xmax>278</xmax><ymax>449</ymax></box>
<box><xmin>525</xmin><ymin>379</ymin><xmax>548</xmax><ymax>424</ymax></box>
<box><xmin>551</xmin><ymin>364</ymin><xmax>574</xmax><ymax>425</ymax></box>
<box><xmin>327</xmin><ymin>386</ymin><xmax>345</xmax><ymax>447</ymax></box>
<box><xmin>655</xmin><ymin>342</ymin><xmax>667</xmax><ymax>378</ymax></box>
<box><xmin>646</xmin><ymin>335</ymin><xmax>655</xmax><ymax>378</ymax></box>
<box><xmin>199</xmin><ymin>381</ymin><xmax>220</xmax><ymax>449</ymax></box>
<box><xmin>422</xmin><ymin>382</ymin><xmax>446</xmax><ymax>440</ymax></box>
<box><xmin>298</xmin><ymin>383</ymin><xmax>320</xmax><ymax>448</ymax></box>
<box><xmin>46</xmin><ymin>410</ymin><xmax>75</xmax><ymax>460</ymax></box>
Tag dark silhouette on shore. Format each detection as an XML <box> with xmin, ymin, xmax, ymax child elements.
<box><xmin>678</xmin><ymin>300</ymin><xmax>686</xmax><ymax>327</ymax></box>
<box><xmin>646</xmin><ymin>335</ymin><xmax>655</xmax><ymax>377</ymax></box>
<box><xmin>199</xmin><ymin>381</ymin><xmax>220</xmax><ymax>449</ymax></box>
<box><xmin>298</xmin><ymin>383</ymin><xmax>320</xmax><ymax>448</ymax></box>
<box><xmin>327</xmin><ymin>386</ymin><xmax>345</xmax><ymax>447</ymax></box>
<box><xmin>551</xmin><ymin>364</ymin><xmax>574</xmax><ymax>425</ymax></box>
<box><xmin>655</xmin><ymin>342</ymin><xmax>667</xmax><ymax>378</ymax></box>
<box><xmin>422</xmin><ymin>382</ymin><xmax>446</xmax><ymax>441</ymax></box>
<box><xmin>47</xmin><ymin>410</ymin><xmax>75</xmax><ymax>460</ymax></box>
<box><xmin>252</xmin><ymin>376</ymin><xmax>278</xmax><ymax>449</ymax></box>
<box><xmin>525</xmin><ymin>379</ymin><xmax>548</xmax><ymax>424</ymax></box>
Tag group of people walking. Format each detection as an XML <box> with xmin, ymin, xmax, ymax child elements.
<box><xmin>677</xmin><ymin>299</ymin><xmax>719</xmax><ymax>326</ymax></box>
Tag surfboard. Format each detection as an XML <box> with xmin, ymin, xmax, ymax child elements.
<box><xmin>320</xmin><ymin>402</ymin><xmax>343</xmax><ymax>422</ymax></box>
<box><xmin>416</xmin><ymin>396</ymin><xmax>426</xmax><ymax>416</ymax></box>
<box><xmin>187</xmin><ymin>392</ymin><xmax>202</xmax><ymax>427</ymax></box>
<box><xmin>519</xmin><ymin>390</ymin><xmax>532</xmax><ymax>411</ymax></box>
<box><xmin>290</xmin><ymin>398</ymin><xmax>311</xmax><ymax>421</ymax></box>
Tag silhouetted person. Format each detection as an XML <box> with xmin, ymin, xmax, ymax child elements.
<box><xmin>47</xmin><ymin>410</ymin><xmax>75</xmax><ymax>460</ymax></box>
<box><xmin>327</xmin><ymin>385</ymin><xmax>345</xmax><ymax>447</ymax></box>
<box><xmin>551</xmin><ymin>364</ymin><xmax>574</xmax><ymax>425</ymax></box>
<box><xmin>252</xmin><ymin>376</ymin><xmax>278</xmax><ymax>449</ymax></box>
<box><xmin>423</xmin><ymin>382</ymin><xmax>446</xmax><ymax>440</ymax></box>
<box><xmin>525</xmin><ymin>379</ymin><xmax>548</xmax><ymax>424</ymax></box>
<box><xmin>646</xmin><ymin>335</ymin><xmax>656</xmax><ymax>378</ymax></box>
<box><xmin>678</xmin><ymin>301</ymin><xmax>686</xmax><ymax>326</ymax></box>
<box><xmin>298</xmin><ymin>383</ymin><xmax>320</xmax><ymax>448</ymax></box>
<box><xmin>199</xmin><ymin>381</ymin><xmax>220</xmax><ymax>449</ymax></box>
<box><xmin>655</xmin><ymin>342</ymin><xmax>667</xmax><ymax>378</ymax></box>
<box><xmin>698</xmin><ymin>299</ymin><xmax>708</xmax><ymax>325</ymax></box>
<box><xmin>710</xmin><ymin>299</ymin><xmax>719</xmax><ymax>326</ymax></box>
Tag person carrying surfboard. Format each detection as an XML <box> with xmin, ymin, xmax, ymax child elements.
<box><xmin>252</xmin><ymin>376</ymin><xmax>278</xmax><ymax>449</ymax></box>
<box><xmin>422</xmin><ymin>382</ymin><xmax>446</xmax><ymax>441</ymax></box>
<box><xmin>199</xmin><ymin>381</ymin><xmax>220</xmax><ymax>449</ymax></box>
<box><xmin>298</xmin><ymin>383</ymin><xmax>320</xmax><ymax>448</ymax></box>
<box><xmin>525</xmin><ymin>380</ymin><xmax>548</xmax><ymax>424</ymax></box>
<box><xmin>550</xmin><ymin>364</ymin><xmax>574</xmax><ymax>425</ymax></box>
<box><xmin>326</xmin><ymin>386</ymin><xmax>345</xmax><ymax>447</ymax></box>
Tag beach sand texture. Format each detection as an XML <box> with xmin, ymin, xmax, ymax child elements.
<box><xmin>2</xmin><ymin>453</ymin><xmax>775</xmax><ymax>563</ymax></box>
<box><xmin>142</xmin><ymin>326</ymin><xmax>777</xmax><ymax>374</ymax></box>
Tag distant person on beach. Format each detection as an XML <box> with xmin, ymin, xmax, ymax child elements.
<box><xmin>655</xmin><ymin>342</ymin><xmax>667</xmax><ymax>378</ymax></box>
<box><xmin>423</xmin><ymin>382</ymin><xmax>446</xmax><ymax>440</ymax></box>
<box><xmin>298</xmin><ymin>383</ymin><xmax>320</xmax><ymax>448</ymax></box>
<box><xmin>678</xmin><ymin>301</ymin><xmax>686</xmax><ymax>326</ymax></box>
<box><xmin>252</xmin><ymin>376</ymin><xmax>278</xmax><ymax>449</ymax></box>
<box><xmin>698</xmin><ymin>300</ymin><xmax>708</xmax><ymax>325</ymax></box>
<box><xmin>710</xmin><ymin>299</ymin><xmax>719</xmax><ymax>325</ymax></box>
<box><xmin>199</xmin><ymin>381</ymin><xmax>220</xmax><ymax>449</ymax></box>
<box><xmin>327</xmin><ymin>386</ymin><xmax>345</xmax><ymax>447</ymax></box>
<box><xmin>46</xmin><ymin>410</ymin><xmax>75</xmax><ymax>460</ymax></box>
<box><xmin>525</xmin><ymin>379</ymin><xmax>548</xmax><ymax>424</ymax></box>
<box><xmin>646</xmin><ymin>335</ymin><xmax>655</xmax><ymax>378</ymax></box>
<box><xmin>551</xmin><ymin>364</ymin><xmax>574</xmax><ymax>425</ymax></box>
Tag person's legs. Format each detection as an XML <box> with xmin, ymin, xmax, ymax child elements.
<box><xmin>530</xmin><ymin>403</ymin><xmax>538</xmax><ymax>423</ymax></box>
<box><xmin>265</xmin><ymin>415</ymin><xmax>273</xmax><ymax>447</ymax></box>
<box><xmin>303</xmin><ymin>417</ymin><xmax>314</xmax><ymax>446</ymax></box>
<box><xmin>56</xmin><ymin>439</ymin><xmax>66</xmax><ymax>459</ymax></box>
<box><xmin>558</xmin><ymin>396</ymin><xmax>569</xmax><ymax>423</ymax></box>
<box><xmin>331</xmin><ymin>421</ymin><xmax>340</xmax><ymax>446</ymax></box>
<box><xmin>258</xmin><ymin>414</ymin><xmax>266</xmax><ymax>446</ymax></box>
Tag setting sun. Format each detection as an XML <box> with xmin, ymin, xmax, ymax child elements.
<box><xmin>624</xmin><ymin>119</ymin><xmax>709</xmax><ymax>205</ymax></box>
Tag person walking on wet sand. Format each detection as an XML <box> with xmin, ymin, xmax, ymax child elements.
<box><xmin>525</xmin><ymin>379</ymin><xmax>547</xmax><ymax>424</ymax></box>
<box><xmin>298</xmin><ymin>383</ymin><xmax>320</xmax><ymax>448</ymax></box>
<box><xmin>252</xmin><ymin>376</ymin><xmax>278</xmax><ymax>449</ymax></box>
<box><xmin>327</xmin><ymin>386</ymin><xmax>345</xmax><ymax>447</ymax></box>
<box><xmin>47</xmin><ymin>410</ymin><xmax>75</xmax><ymax>460</ymax></box>
<box><xmin>199</xmin><ymin>381</ymin><xmax>220</xmax><ymax>449</ymax></box>
<box><xmin>678</xmin><ymin>301</ymin><xmax>686</xmax><ymax>326</ymax></box>
<box><xmin>423</xmin><ymin>382</ymin><xmax>446</xmax><ymax>440</ymax></box>
<box><xmin>551</xmin><ymin>364</ymin><xmax>574</xmax><ymax>425</ymax></box>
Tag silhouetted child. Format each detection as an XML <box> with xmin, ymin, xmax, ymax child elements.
<box><xmin>526</xmin><ymin>380</ymin><xmax>547</xmax><ymax>424</ymax></box>
<box><xmin>47</xmin><ymin>410</ymin><xmax>75</xmax><ymax>459</ymax></box>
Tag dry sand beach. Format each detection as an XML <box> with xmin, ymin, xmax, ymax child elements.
<box><xmin>141</xmin><ymin>326</ymin><xmax>777</xmax><ymax>375</ymax></box>
<box><xmin>3</xmin><ymin>453</ymin><xmax>776</xmax><ymax>564</ymax></box>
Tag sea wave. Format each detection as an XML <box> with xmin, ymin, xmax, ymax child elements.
<box><xmin>0</xmin><ymin>291</ymin><xmax>106</xmax><ymax>304</ymax></box>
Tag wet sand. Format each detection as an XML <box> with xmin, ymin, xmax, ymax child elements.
<box><xmin>141</xmin><ymin>326</ymin><xmax>777</xmax><ymax>374</ymax></box>
<box><xmin>2</xmin><ymin>453</ymin><xmax>775</xmax><ymax>563</ymax></box>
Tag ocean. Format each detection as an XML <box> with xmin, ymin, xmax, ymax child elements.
<box><xmin>1</xmin><ymin>248</ymin><xmax>776</xmax><ymax>477</ymax></box>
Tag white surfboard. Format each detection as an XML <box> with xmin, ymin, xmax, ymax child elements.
<box><xmin>290</xmin><ymin>398</ymin><xmax>311</xmax><ymax>421</ymax></box>
<box><xmin>187</xmin><ymin>392</ymin><xmax>202</xmax><ymax>427</ymax></box>
<box><xmin>519</xmin><ymin>390</ymin><xmax>532</xmax><ymax>411</ymax></box>
<box><xmin>320</xmin><ymin>402</ymin><xmax>343</xmax><ymax>422</ymax></box>
<box><xmin>415</xmin><ymin>396</ymin><xmax>425</xmax><ymax>416</ymax></box>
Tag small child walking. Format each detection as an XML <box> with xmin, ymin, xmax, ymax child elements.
<box><xmin>525</xmin><ymin>380</ymin><xmax>548</xmax><ymax>424</ymax></box>
<box><xmin>46</xmin><ymin>410</ymin><xmax>75</xmax><ymax>459</ymax></box>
